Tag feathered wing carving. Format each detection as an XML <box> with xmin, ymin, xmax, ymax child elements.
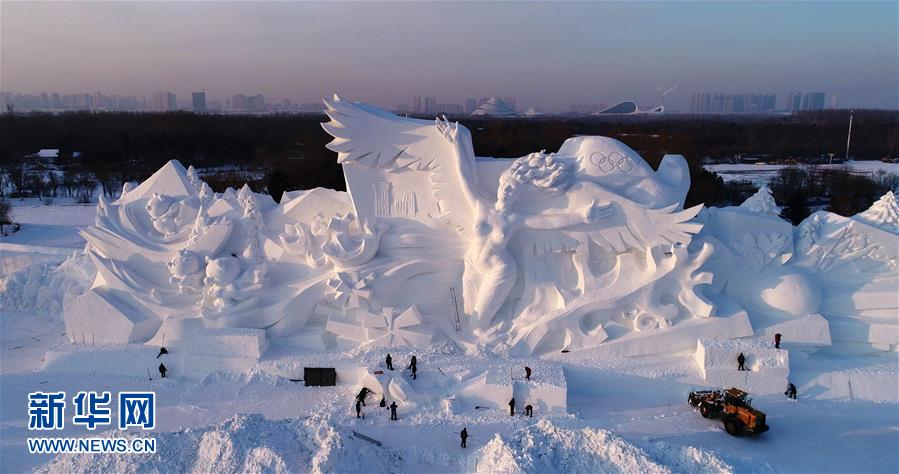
<box><xmin>321</xmin><ymin>95</ymin><xmax>478</xmax><ymax>230</ymax></box>
<box><xmin>571</xmin><ymin>182</ymin><xmax>704</xmax><ymax>253</ymax></box>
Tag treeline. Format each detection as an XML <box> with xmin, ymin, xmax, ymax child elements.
<box><xmin>0</xmin><ymin>109</ymin><xmax>896</xmax><ymax>211</ymax></box>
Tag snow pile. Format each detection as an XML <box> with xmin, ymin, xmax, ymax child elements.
<box><xmin>645</xmin><ymin>441</ymin><xmax>738</xmax><ymax>474</ymax></box>
<box><xmin>469</xmin><ymin>419</ymin><xmax>670</xmax><ymax>474</ymax></box>
<box><xmin>39</xmin><ymin>413</ymin><xmax>399</xmax><ymax>474</ymax></box>
<box><xmin>0</xmin><ymin>252</ymin><xmax>94</xmax><ymax>318</ymax></box>
<box><xmin>855</xmin><ymin>191</ymin><xmax>899</xmax><ymax>232</ymax></box>
<box><xmin>739</xmin><ymin>185</ymin><xmax>781</xmax><ymax>216</ymax></box>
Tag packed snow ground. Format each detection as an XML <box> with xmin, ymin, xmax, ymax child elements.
<box><xmin>1</xmin><ymin>200</ymin><xmax>898</xmax><ymax>473</ymax></box>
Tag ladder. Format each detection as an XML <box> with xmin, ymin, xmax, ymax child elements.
<box><xmin>449</xmin><ymin>287</ymin><xmax>463</xmax><ymax>333</ymax></box>
<box><xmin>352</xmin><ymin>430</ymin><xmax>383</xmax><ymax>447</ymax></box>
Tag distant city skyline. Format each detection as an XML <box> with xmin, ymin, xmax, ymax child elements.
<box><xmin>2</xmin><ymin>2</ymin><xmax>896</xmax><ymax>111</ymax></box>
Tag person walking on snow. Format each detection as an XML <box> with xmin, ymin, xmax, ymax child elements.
<box><xmin>509</xmin><ymin>397</ymin><xmax>515</xmax><ymax>416</ymax></box>
<box><xmin>386</xmin><ymin>353</ymin><xmax>394</xmax><ymax>370</ymax></box>
<box><xmin>785</xmin><ymin>383</ymin><xmax>797</xmax><ymax>400</ymax></box>
<box><xmin>408</xmin><ymin>355</ymin><xmax>417</xmax><ymax>371</ymax></box>
<box><xmin>411</xmin><ymin>364</ymin><xmax>417</xmax><ymax>380</ymax></box>
<box><xmin>158</xmin><ymin>362</ymin><xmax>167</xmax><ymax>378</ymax></box>
<box><xmin>774</xmin><ymin>333</ymin><xmax>782</xmax><ymax>350</ymax></box>
<box><xmin>390</xmin><ymin>401</ymin><xmax>398</xmax><ymax>420</ymax></box>
<box><xmin>460</xmin><ymin>427</ymin><xmax>469</xmax><ymax>448</ymax></box>
<box><xmin>737</xmin><ymin>353</ymin><xmax>746</xmax><ymax>371</ymax></box>
<box><xmin>525</xmin><ymin>366</ymin><xmax>532</xmax><ymax>381</ymax></box>
<box><xmin>355</xmin><ymin>400</ymin><xmax>363</xmax><ymax>419</ymax></box>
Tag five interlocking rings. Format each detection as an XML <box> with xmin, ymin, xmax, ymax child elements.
<box><xmin>581</xmin><ymin>151</ymin><xmax>636</xmax><ymax>174</ymax></box>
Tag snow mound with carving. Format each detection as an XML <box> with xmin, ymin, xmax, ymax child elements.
<box><xmin>38</xmin><ymin>413</ymin><xmax>399</xmax><ymax>474</ymax></box>
<box><xmin>468</xmin><ymin>419</ymin><xmax>733</xmax><ymax>474</ymax></box>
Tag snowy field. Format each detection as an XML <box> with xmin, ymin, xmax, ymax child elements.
<box><xmin>1</xmin><ymin>307</ymin><xmax>897</xmax><ymax>473</ymax></box>
<box><xmin>704</xmin><ymin>161</ymin><xmax>899</xmax><ymax>186</ymax></box>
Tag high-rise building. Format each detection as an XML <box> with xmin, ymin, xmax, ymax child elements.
<box><xmin>192</xmin><ymin>92</ymin><xmax>206</xmax><ymax>113</ymax></box>
<box><xmin>465</xmin><ymin>98</ymin><xmax>477</xmax><ymax>114</ymax></box>
<box><xmin>412</xmin><ymin>96</ymin><xmax>422</xmax><ymax>114</ymax></box>
<box><xmin>424</xmin><ymin>96</ymin><xmax>437</xmax><ymax>114</ymax></box>
<box><xmin>151</xmin><ymin>92</ymin><xmax>177</xmax><ymax>112</ymax></box>
<box><xmin>232</xmin><ymin>94</ymin><xmax>248</xmax><ymax>111</ymax></box>
<box><xmin>802</xmin><ymin>92</ymin><xmax>826</xmax><ymax>111</ymax></box>
<box><xmin>247</xmin><ymin>94</ymin><xmax>266</xmax><ymax>112</ymax></box>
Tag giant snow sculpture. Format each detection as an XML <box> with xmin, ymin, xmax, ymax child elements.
<box><xmin>64</xmin><ymin>96</ymin><xmax>899</xmax><ymax>358</ymax></box>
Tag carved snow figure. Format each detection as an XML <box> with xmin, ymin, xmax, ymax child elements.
<box><xmin>240</xmin><ymin>192</ymin><xmax>268</xmax><ymax>285</ymax></box>
<box><xmin>856</xmin><ymin>191</ymin><xmax>899</xmax><ymax>232</ymax></box>
<box><xmin>740</xmin><ymin>185</ymin><xmax>781</xmax><ymax>217</ymax></box>
<box><xmin>435</xmin><ymin>119</ymin><xmax>702</xmax><ymax>331</ymax></box>
<box><xmin>201</xmin><ymin>255</ymin><xmax>241</xmax><ymax>312</ymax></box>
<box><xmin>167</xmin><ymin>249</ymin><xmax>204</xmax><ymax>293</ymax></box>
<box><xmin>145</xmin><ymin>193</ymin><xmax>196</xmax><ymax>237</ymax></box>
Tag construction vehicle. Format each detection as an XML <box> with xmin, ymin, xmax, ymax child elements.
<box><xmin>688</xmin><ymin>387</ymin><xmax>769</xmax><ymax>436</ymax></box>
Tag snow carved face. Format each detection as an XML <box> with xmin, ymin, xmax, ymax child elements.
<box><xmin>167</xmin><ymin>249</ymin><xmax>202</xmax><ymax>277</ymax></box>
<box><xmin>146</xmin><ymin>193</ymin><xmax>176</xmax><ymax>218</ymax></box>
<box><xmin>204</xmin><ymin>255</ymin><xmax>241</xmax><ymax>285</ymax></box>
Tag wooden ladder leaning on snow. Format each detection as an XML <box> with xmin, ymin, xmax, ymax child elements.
<box><xmin>449</xmin><ymin>287</ymin><xmax>463</xmax><ymax>333</ymax></box>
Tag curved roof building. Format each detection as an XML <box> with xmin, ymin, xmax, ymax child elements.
<box><xmin>471</xmin><ymin>97</ymin><xmax>517</xmax><ymax>117</ymax></box>
<box><xmin>595</xmin><ymin>102</ymin><xmax>664</xmax><ymax>115</ymax></box>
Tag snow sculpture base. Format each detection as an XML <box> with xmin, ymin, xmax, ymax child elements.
<box><xmin>43</xmin><ymin>344</ymin><xmax>160</xmax><ymax>377</ymax></box>
<box><xmin>64</xmin><ymin>289</ymin><xmax>161</xmax><ymax>344</ymax></box>
<box><xmin>694</xmin><ymin>337</ymin><xmax>789</xmax><ymax>395</ymax></box>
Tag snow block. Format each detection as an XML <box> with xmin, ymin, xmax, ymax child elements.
<box><xmin>63</xmin><ymin>288</ymin><xmax>161</xmax><ymax>344</ymax></box>
<box><xmin>457</xmin><ymin>362</ymin><xmax>566</xmax><ymax>414</ymax></box>
<box><xmin>694</xmin><ymin>337</ymin><xmax>789</xmax><ymax>395</ymax></box>
<box><xmin>43</xmin><ymin>344</ymin><xmax>159</xmax><ymax>377</ymax></box>
<box><xmin>801</xmin><ymin>367</ymin><xmax>899</xmax><ymax>402</ymax></box>
<box><xmin>186</xmin><ymin>327</ymin><xmax>268</xmax><ymax>359</ymax></box>
<box><xmin>756</xmin><ymin>314</ymin><xmax>832</xmax><ymax>348</ymax></box>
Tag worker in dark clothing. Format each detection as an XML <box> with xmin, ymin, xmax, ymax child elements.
<box><xmin>379</xmin><ymin>397</ymin><xmax>386</xmax><ymax>408</ymax></box>
<box><xmin>737</xmin><ymin>353</ymin><xmax>746</xmax><ymax>371</ymax></box>
<box><xmin>386</xmin><ymin>353</ymin><xmax>394</xmax><ymax>370</ymax></box>
<box><xmin>508</xmin><ymin>397</ymin><xmax>515</xmax><ymax>416</ymax></box>
<box><xmin>525</xmin><ymin>404</ymin><xmax>533</xmax><ymax>417</ymax></box>
<box><xmin>525</xmin><ymin>366</ymin><xmax>532</xmax><ymax>381</ymax></box>
<box><xmin>785</xmin><ymin>383</ymin><xmax>797</xmax><ymax>400</ymax></box>
<box><xmin>408</xmin><ymin>355</ymin><xmax>417</xmax><ymax>371</ymax></box>
<box><xmin>460</xmin><ymin>427</ymin><xmax>468</xmax><ymax>448</ymax></box>
<box><xmin>158</xmin><ymin>362</ymin><xmax>167</xmax><ymax>378</ymax></box>
<box><xmin>411</xmin><ymin>364</ymin><xmax>417</xmax><ymax>380</ymax></box>
<box><xmin>355</xmin><ymin>400</ymin><xmax>362</xmax><ymax>419</ymax></box>
<box><xmin>390</xmin><ymin>401</ymin><xmax>398</xmax><ymax>420</ymax></box>
<box><xmin>156</xmin><ymin>347</ymin><xmax>168</xmax><ymax>358</ymax></box>
<box><xmin>356</xmin><ymin>387</ymin><xmax>370</xmax><ymax>406</ymax></box>
<box><xmin>774</xmin><ymin>333</ymin><xmax>782</xmax><ymax>350</ymax></box>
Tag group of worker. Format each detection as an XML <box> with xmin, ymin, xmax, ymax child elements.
<box><xmin>385</xmin><ymin>353</ymin><xmax>417</xmax><ymax>380</ymax></box>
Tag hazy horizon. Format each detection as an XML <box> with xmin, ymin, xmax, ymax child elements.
<box><xmin>2</xmin><ymin>1</ymin><xmax>897</xmax><ymax>111</ymax></box>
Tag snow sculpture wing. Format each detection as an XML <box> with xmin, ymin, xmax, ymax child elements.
<box><xmin>321</xmin><ymin>95</ymin><xmax>479</xmax><ymax>229</ymax></box>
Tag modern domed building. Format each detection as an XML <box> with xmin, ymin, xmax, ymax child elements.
<box><xmin>470</xmin><ymin>97</ymin><xmax>518</xmax><ymax>117</ymax></box>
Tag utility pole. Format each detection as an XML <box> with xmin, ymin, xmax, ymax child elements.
<box><xmin>844</xmin><ymin>110</ymin><xmax>854</xmax><ymax>162</ymax></box>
